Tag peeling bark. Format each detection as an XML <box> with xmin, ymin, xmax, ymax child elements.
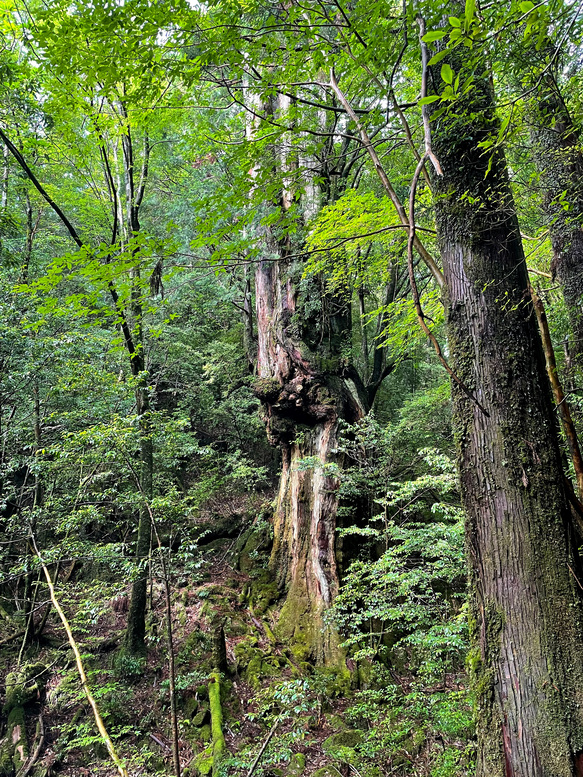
<box><xmin>254</xmin><ymin>241</ymin><xmax>365</xmax><ymax>663</ymax></box>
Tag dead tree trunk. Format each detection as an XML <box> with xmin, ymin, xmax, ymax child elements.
<box><xmin>254</xmin><ymin>236</ymin><xmax>366</xmax><ymax>664</ymax></box>
<box><xmin>429</xmin><ymin>33</ymin><xmax>583</xmax><ymax>776</ymax></box>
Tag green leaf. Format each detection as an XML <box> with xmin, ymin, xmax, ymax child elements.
<box><xmin>449</xmin><ymin>16</ymin><xmax>461</xmax><ymax>27</ymax></box>
<box><xmin>419</xmin><ymin>95</ymin><xmax>440</xmax><ymax>105</ymax></box>
<box><xmin>441</xmin><ymin>63</ymin><xmax>454</xmax><ymax>84</ymax></box>
<box><xmin>422</xmin><ymin>30</ymin><xmax>447</xmax><ymax>42</ymax></box>
<box><xmin>428</xmin><ymin>50</ymin><xmax>448</xmax><ymax>66</ymax></box>
<box><xmin>465</xmin><ymin>0</ymin><xmax>476</xmax><ymax>23</ymax></box>
<box><xmin>519</xmin><ymin>0</ymin><xmax>534</xmax><ymax>12</ymax></box>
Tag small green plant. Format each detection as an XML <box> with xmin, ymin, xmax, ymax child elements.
<box><xmin>114</xmin><ymin>652</ymin><xmax>147</xmax><ymax>683</ymax></box>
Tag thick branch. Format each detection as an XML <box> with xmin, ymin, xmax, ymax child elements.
<box><xmin>0</xmin><ymin>126</ymin><xmax>83</xmax><ymax>248</ymax></box>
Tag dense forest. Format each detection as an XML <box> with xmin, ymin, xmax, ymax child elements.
<box><xmin>0</xmin><ymin>0</ymin><xmax>582</xmax><ymax>775</ymax></box>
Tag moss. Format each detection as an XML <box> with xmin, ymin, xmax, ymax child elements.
<box><xmin>276</xmin><ymin>586</ymin><xmax>347</xmax><ymax>668</ymax></box>
<box><xmin>262</xmin><ymin>620</ymin><xmax>276</xmax><ymax>644</ymax></box>
<box><xmin>3</xmin><ymin>662</ymin><xmax>48</xmax><ymax>712</ymax></box>
<box><xmin>234</xmin><ymin>635</ymin><xmax>259</xmax><ymax>666</ymax></box>
<box><xmin>193</xmin><ymin>747</ymin><xmax>214</xmax><ymax>776</ymax></box>
<box><xmin>224</xmin><ymin>617</ymin><xmax>249</xmax><ymax>638</ymax></box>
<box><xmin>327</xmin><ymin>715</ymin><xmax>348</xmax><ymax>731</ymax></box>
<box><xmin>192</xmin><ymin>709</ymin><xmax>211</xmax><ymax>727</ymax></box>
<box><xmin>208</xmin><ymin>671</ymin><xmax>226</xmax><ymax>776</ymax></box>
<box><xmin>287</xmin><ymin>752</ymin><xmax>306</xmax><ymax>776</ymax></box>
<box><xmin>2</xmin><ymin>705</ymin><xmax>28</xmax><ymax>774</ymax></box>
<box><xmin>245</xmin><ymin>653</ymin><xmax>264</xmax><ymax>689</ymax></box>
<box><xmin>237</xmin><ymin>526</ymin><xmax>265</xmax><ymax>570</ymax></box>
<box><xmin>253</xmin><ymin>378</ymin><xmax>281</xmax><ymax>402</ymax></box>
<box><xmin>313</xmin><ymin>767</ymin><xmax>341</xmax><ymax>777</ymax></box>
<box><xmin>322</xmin><ymin>730</ymin><xmax>364</xmax><ymax>753</ymax></box>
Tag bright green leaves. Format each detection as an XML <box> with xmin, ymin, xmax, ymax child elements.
<box><xmin>441</xmin><ymin>63</ymin><xmax>454</xmax><ymax>84</ymax></box>
<box><xmin>423</xmin><ymin>30</ymin><xmax>447</xmax><ymax>43</ymax></box>
<box><xmin>423</xmin><ymin>0</ymin><xmax>480</xmax><ymax>51</ymax></box>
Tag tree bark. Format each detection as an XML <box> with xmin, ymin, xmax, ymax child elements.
<box><xmin>429</xmin><ymin>42</ymin><xmax>583</xmax><ymax>777</ymax></box>
<box><xmin>124</xmin><ymin>385</ymin><xmax>153</xmax><ymax>656</ymax></box>
<box><xmin>120</xmin><ymin>121</ymin><xmax>154</xmax><ymax>657</ymax></box>
<box><xmin>254</xmin><ymin>236</ymin><xmax>365</xmax><ymax>664</ymax></box>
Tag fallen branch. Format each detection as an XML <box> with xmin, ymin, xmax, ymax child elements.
<box><xmin>0</xmin><ymin>629</ymin><xmax>26</xmax><ymax>646</ymax></box>
<box><xmin>246</xmin><ymin>715</ymin><xmax>281</xmax><ymax>777</ymax></box>
<box><xmin>149</xmin><ymin>732</ymin><xmax>171</xmax><ymax>751</ymax></box>
<box><xmin>31</xmin><ymin>535</ymin><xmax>128</xmax><ymax>777</ymax></box>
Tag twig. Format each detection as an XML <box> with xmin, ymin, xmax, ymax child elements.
<box><xmin>149</xmin><ymin>732</ymin><xmax>172</xmax><ymax>751</ymax></box>
<box><xmin>416</xmin><ymin>17</ymin><xmax>443</xmax><ymax>176</ymax></box>
<box><xmin>328</xmin><ymin>68</ymin><xmax>444</xmax><ymax>289</ymax></box>
<box><xmin>528</xmin><ymin>267</ymin><xmax>552</xmax><ymax>279</ymax></box>
<box><xmin>246</xmin><ymin>716</ymin><xmax>281</xmax><ymax>777</ymax></box>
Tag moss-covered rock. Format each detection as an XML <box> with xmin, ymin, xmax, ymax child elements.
<box><xmin>287</xmin><ymin>752</ymin><xmax>306</xmax><ymax>776</ymax></box>
<box><xmin>234</xmin><ymin>636</ymin><xmax>282</xmax><ymax>687</ymax></box>
<box><xmin>322</xmin><ymin>729</ymin><xmax>364</xmax><ymax>755</ymax></box>
<box><xmin>199</xmin><ymin>723</ymin><xmax>212</xmax><ymax>742</ymax></box>
<box><xmin>192</xmin><ymin>747</ymin><xmax>214</xmax><ymax>776</ymax></box>
<box><xmin>192</xmin><ymin>708</ymin><xmax>211</xmax><ymax>727</ymax></box>
<box><xmin>313</xmin><ymin>767</ymin><xmax>341</xmax><ymax>777</ymax></box>
<box><xmin>322</xmin><ymin>729</ymin><xmax>364</xmax><ymax>759</ymax></box>
<box><xmin>236</xmin><ymin>524</ymin><xmax>271</xmax><ymax>576</ymax></box>
<box><xmin>0</xmin><ymin>705</ymin><xmax>28</xmax><ymax>776</ymax></box>
<box><xmin>3</xmin><ymin>662</ymin><xmax>48</xmax><ymax>712</ymax></box>
<box><xmin>327</xmin><ymin>715</ymin><xmax>348</xmax><ymax>731</ymax></box>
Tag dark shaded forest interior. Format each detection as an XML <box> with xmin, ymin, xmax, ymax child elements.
<box><xmin>2</xmin><ymin>1</ymin><xmax>583</xmax><ymax>775</ymax></box>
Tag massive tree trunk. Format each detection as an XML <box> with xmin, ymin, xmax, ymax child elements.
<box><xmin>530</xmin><ymin>78</ymin><xmax>583</xmax><ymax>367</ymax></box>
<box><xmin>429</xmin><ymin>38</ymin><xmax>583</xmax><ymax>777</ymax></box>
<box><xmin>254</xmin><ymin>235</ymin><xmax>366</xmax><ymax>664</ymax></box>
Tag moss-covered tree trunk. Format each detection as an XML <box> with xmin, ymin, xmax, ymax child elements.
<box><xmin>530</xmin><ymin>79</ymin><xmax>583</xmax><ymax>367</ymax></box>
<box><xmin>255</xmin><ymin>240</ymin><xmax>365</xmax><ymax>664</ymax></box>
<box><xmin>429</xmin><ymin>31</ymin><xmax>583</xmax><ymax>777</ymax></box>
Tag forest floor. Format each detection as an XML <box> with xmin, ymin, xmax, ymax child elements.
<box><xmin>0</xmin><ymin>514</ymin><xmax>474</xmax><ymax>777</ymax></box>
